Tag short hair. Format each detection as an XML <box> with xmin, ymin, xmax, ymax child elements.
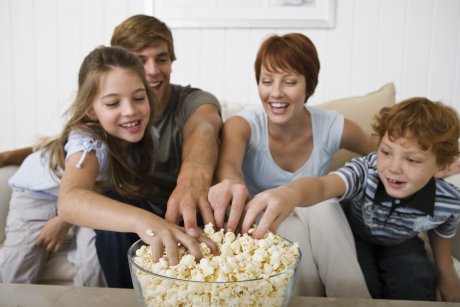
<box><xmin>372</xmin><ymin>97</ymin><xmax>460</xmax><ymax>166</ymax></box>
<box><xmin>254</xmin><ymin>33</ymin><xmax>320</xmax><ymax>100</ymax></box>
<box><xmin>111</xmin><ymin>14</ymin><xmax>176</xmax><ymax>61</ymax></box>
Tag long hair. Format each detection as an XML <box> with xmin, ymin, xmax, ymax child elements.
<box><xmin>37</xmin><ymin>46</ymin><xmax>157</xmax><ymax>198</ymax></box>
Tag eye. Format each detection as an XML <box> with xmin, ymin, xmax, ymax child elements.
<box><xmin>104</xmin><ymin>100</ymin><xmax>120</xmax><ymax>107</ymax></box>
<box><xmin>133</xmin><ymin>96</ymin><xmax>146</xmax><ymax>103</ymax></box>
<box><xmin>285</xmin><ymin>80</ymin><xmax>297</xmax><ymax>86</ymax></box>
<box><xmin>156</xmin><ymin>56</ymin><xmax>169</xmax><ymax>64</ymax></box>
<box><xmin>379</xmin><ymin>148</ymin><xmax>390</xmax><ymax>156</ymax></box>
<box><xmin>138</xmin><ymin>57</ymin><xmax>147</xmax><ymax>65</ymax></box>
<box><xmin>260</xmin><ymin>79</ymin><xmax>272</xmax><ymax>85</ymax></box>
<box><xmin>406</xmin><ymin>157</ymin><xmax>421</xmax><ymax>164</ymax></box>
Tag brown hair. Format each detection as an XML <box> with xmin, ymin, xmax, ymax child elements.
<box><xmin>37</xmin><ymin>46</ymin><xmax>157</xmax><ymax>198</ymax></box>
<box><xmin>372</xmin><ymin>97</ymin><xmax>460</xmax><ymax>166</ymax></box>
<box><xmin>111</xmin><ymin>14</ymin><xmax>176</xmax><ymax>62</ymax></box>
<box><xmin>254</xmin><ymin>33</ymin><xmax>320</xmax><ymax>100</ymax></box>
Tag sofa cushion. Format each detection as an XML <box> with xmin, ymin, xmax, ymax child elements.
<box><xmin>0</xmin><ymin>165</ymin><xmax>19</xmax><ymax>243</ymax></box>
<box><xmin>318</xmin><ymin>83</ymin><xmax>396</xmax><ymax>171</ymax></box>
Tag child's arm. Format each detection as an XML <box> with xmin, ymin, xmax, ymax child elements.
<box><xmin>428</xmin><ymin>230</ymin><xmax>460</xmax><ymax>302</ymax></box>
<box><xmin>242</xmin><ymin>173</ymin><xmax>347</xmax><ymax>239</ymax></box>
<box><xmin>0</xmin><ymin>147</ymin><xmax>33</xmax><ymax>167</ymax></box>
<box><xmin>35</xmin><ymin>216</ymin><xmax>72</xmax><ymax>252</ymax></box>
<box><xmin>58</xmin><ymin>150</ymin><xmax>217</xmax><ymax>265</ymax></box>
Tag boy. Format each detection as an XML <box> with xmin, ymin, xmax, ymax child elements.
<box><xmin>241</xmin><ymin>97</ymin><xmax>460</xmax><ymax>301</ymax></box>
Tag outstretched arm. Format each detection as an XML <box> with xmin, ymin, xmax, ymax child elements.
<box><xmin>165</xmin><ymin>104</ymin><xmax>222</xmax><ymax>238</ymax></box>
<box><xmin>242</xmin><ymin>173</ymin><xmax>346</xmax><ymax>239</ymax></box>
<box><xmin>58</xmin><ymin>150</ymin><xmax>217</xmax><ymax>265</ymax></box>
<box><xmin>0</xmin><ymin>147</ymin><xmax>33</xmax><ymax>167</ymax></box>
<box><xmin>208</xmin><ymin>116</ymin><xmax>252</xmax><ymax>232</ymax></box>
<box><xmin>428</xmin><ymin>231</ymin><xmax>460</xmax><ymax>302</ymax></box>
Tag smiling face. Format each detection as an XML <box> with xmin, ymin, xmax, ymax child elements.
<box><xmin>131</xmin><ymin>42</ymin><xmax>172</xmax><ymax>112</ymax></box>
<box><xmin>90</xmin><ymin>67</ymin><xmax>150</xmax><ymax>147</ymax></box>
<box><xmin>376</xmin><ymin>132</ymin><xmax>442</xmax><ymax>199</ymax></box>
<box><xmin>258</xmin><ymin>65</ymin><xmax>308</xmax><ymax>125</ymax></box>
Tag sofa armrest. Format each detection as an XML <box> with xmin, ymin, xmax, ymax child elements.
<box><xmin>0</xmin><ymin>165</ymin><xmax>19</xmax><ymax>243</ymax></box>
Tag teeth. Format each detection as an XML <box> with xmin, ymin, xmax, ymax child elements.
<box><xmin>270</xmin><ymin>102</ymin><xmax>288</xmax><ymax>108</ymax></box>
<box><xmin>121</xmin><ymin>121</ymin><xmax>139</xmax><ymax>128</ymax></box>
<box><xmin>149</xmin><ymin>81</ymin><xmax>161</xmax><ymax>88</ymax></box>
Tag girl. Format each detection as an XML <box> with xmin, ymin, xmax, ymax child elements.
<box><xmin>0</xmin><ymin>46</ymin><xmax>215</xmax><ymax>285</ymax></box>
<box><xmin>208</xmin><ymin>33</ymin><xmax>375</xmax><ymax>297</ymax></box>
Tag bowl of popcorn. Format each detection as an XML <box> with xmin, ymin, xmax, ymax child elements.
<box><xmin>128</xmin><ymin>224</ymin><xmax>301</xmax><ymax>307</ymax></box>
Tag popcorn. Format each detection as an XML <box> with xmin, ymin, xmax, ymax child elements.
<box><xmin>132</xmin><ymin>224</ymin><xmax>300</xmax><ymax>307</ymax></box>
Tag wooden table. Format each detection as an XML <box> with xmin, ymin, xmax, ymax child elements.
<box><xmin>1</xmin><ymin>283</ymin><xmax>457</xmax><ymax>307</ymax></box>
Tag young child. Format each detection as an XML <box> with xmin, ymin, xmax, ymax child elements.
<box><xmin>240</xmin><ymin>97</ymin><xmax>460</xmax><ymax>301</ymax></box>
<box><xmin>0</xmin><ymin>46</ymin><xmax>215</xmax><ymax>285</ymax></box>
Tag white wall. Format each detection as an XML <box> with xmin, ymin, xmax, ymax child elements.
<box><xmin>1</xmin><ymin>0</ymin><xmax>459</xmax><ymax>150</ymax></box>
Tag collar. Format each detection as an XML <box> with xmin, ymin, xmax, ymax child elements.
<box><xmin>374</xmin><ymin>177</ymin><xmax>436</xmax><ymax>216</ymax></box>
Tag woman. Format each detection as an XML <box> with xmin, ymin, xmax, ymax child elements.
<box><xmin>208</xmin><ymin>33</ymin><xmax>374</xmax><ymax>297</ymax></box>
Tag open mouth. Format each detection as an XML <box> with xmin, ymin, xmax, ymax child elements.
<box><xmin>386</xmin><ymin>177</ymin><xmax>406</xmax><ymax>189</ymax></box>
<box><xmin>269</xmin><ymin>102</ymin><xmax>288</xmax><ymax>115</ymax></box>
<box><xmin>269</xmin><ymin>102</ymin><xmax>288</xmax><ymax>109</ymax></box>
<box><xmin>149</xmin><ymin>81</ymin><xmax>162</xmax><ymax>90</ymax></box>
<box><xmin>120</xmin><ymin>120</ymin><xmax>141</xmax><ymax>129</ymax></box>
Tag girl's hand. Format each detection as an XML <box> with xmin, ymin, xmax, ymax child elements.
<box><xmin>437</xmin><ymin>270</ymin><xmax>460</xmax><ymax>302</ymax></box>
<box><xmin>36</xmin><ymin>216</ymin><xmax>71</xmax><ymax>252</ymax></box>
<box><xmin>241</xmin><ymin>186</ymin><xmax>298</xmax><ymax>239</ymax></box>
<box><xmin>208</xmin><ymin>179</ymin><xmax>249</xmax><ymax>232</ymax></box>
<box><xmin>137</xmin><ymin>218</ymin><xmax>218</xmax><ymax>266</ymax></box>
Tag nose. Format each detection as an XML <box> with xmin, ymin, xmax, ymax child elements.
<box><xmin>121</xmin><ymin>101</ymin><xmax>137</xmax><ymax>117</ymax></box>
<box><xmin>270</xmin><ymin>82</ymin><xmax>283</xmax><ymax>99</ymax></box>
<box><xmin>388</xmin><ymin>156</ymin><xmax>403</xmax><ymax>174</ymax></box>
<box><xmin>144</xmin><ymin>58</ymin><xmax>158</xmax><ymax>76</ymax></box>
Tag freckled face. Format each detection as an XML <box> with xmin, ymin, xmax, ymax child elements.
<box><xmin>258</xmin><ymin>66</ymin><xmax>307</xmax><ymax>125</ymax></box>
<box><xmin>377</xmin><ymin>133</ymin><xmax>441</xmax><ymax>199</ymax></box>
<box><xmin>90</xmin><ymin>68</ymin><xmax>150</xmax><ymax>146</ymax></box>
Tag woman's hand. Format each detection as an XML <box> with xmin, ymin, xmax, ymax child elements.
<box><xmin>36</xmin><ymin>216</ymin><xmax>71</xmax><ymax>252</ymax></box>
<box><xmin>208</xmin><ymin>179</ymin><xmax>250</xmax><ymax>232</ymax></box>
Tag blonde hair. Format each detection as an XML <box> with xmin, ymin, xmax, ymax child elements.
<box><xmin>37</xmin><ymin>46</ymin><xmax>157</xmax><ymax>198</ymax></box>
<box><xmin>372</xmin><ymin>97</ymin><xmax>460</xmax><ymax>166</ymax></box>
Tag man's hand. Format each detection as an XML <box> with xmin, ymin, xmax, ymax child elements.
<box><xmin>36</xmin><ymin>216</ymin><xmax>71</xmax><ymax>252</ymax></box>
<box><xmin>166</xmin><ymin>104</ymin><xmax>221</xmax><ymax>237</ymax></box>
<box><xmin>0</xmin><ymin>147</ymin><xmax>33</xmax><ymax>167</ymax></box>
<box><xmin>165</xmin><ymin>165</ymin><xmax>216</xmax><ymax>238</ymax></box>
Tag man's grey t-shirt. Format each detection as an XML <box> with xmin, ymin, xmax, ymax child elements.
<box><xmin>150</xmin><ymin>84</ymin><xmax>220</xmax><ymax>210</ymax></box>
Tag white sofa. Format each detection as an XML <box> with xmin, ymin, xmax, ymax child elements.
<box><xmin>0</xmin><ymin>82</ymin><xmax>459</xmax><ymax>286</ymax></box>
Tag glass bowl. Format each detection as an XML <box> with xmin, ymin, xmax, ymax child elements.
<box><xmin>128</xmin><ymin>237</ymin><xmax>301</xmax><ymax>307</ymax></box>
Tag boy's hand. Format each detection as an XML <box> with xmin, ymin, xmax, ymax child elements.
<box><xmin>437</xmin><ymin>270</ymin><xmax>460</xmax><ymax>302</ymax></box>
<box><xmin>36</xmin><ymin>216</ymin><xmax>71</xmax><ymax>252</ymax></box>
<box><xmin>241</xmin><ymin>186</ymin><xmax>298</xmax><ymax>239</ymax></box>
